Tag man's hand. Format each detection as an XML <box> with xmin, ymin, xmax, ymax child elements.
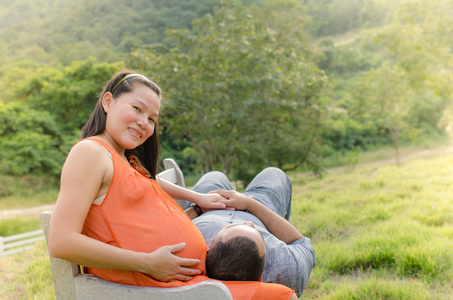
<box><xmin>195</xmin><ymin>193</ymin><xmax>228</xmax><ymax>210</ymax></box>
<box><xmin>145</xmin><ymin>243</ymin><xmax>201</xmax><ymax>282</ymax></box>
<box><xmin>210</xmin><ymin>190</ymin><xmax>304</xmax><ymax>244</ymax></box>
<box><xmin>208</xmin><ymin>190</ymin><xmax>253</xmax><ymax>211</ymax></box>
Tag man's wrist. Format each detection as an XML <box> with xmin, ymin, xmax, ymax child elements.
<box><xmin>184</xmin><ymin>205</ymin><xmax>199</xmax><ymax>220</ymax></box>
<box><xmin>190</xmin><ymin>203</ymin><xmax>203</xmax><ymax>216</ymax></box>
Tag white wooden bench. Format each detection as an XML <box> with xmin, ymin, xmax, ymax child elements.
<box><xmin>40</xmin><ymin>158</ymin><xmax>233</xmax><ymax>300</ymax></box>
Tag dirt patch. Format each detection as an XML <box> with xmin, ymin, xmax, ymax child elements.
<box><xmin>0</xmin><ymin>204</ymin><xmax>55</xmax><ymax>220</ymax></box>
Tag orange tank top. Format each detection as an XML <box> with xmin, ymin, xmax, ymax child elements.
<box><xmin>81</xmin><ymin>138</ymin><xmax>294</xmax><ymax>299</ymax></box>
<box><xmin>81</xmin><ymin>138</ymin><xmax>207</xmax><ymax>287</ymax></box>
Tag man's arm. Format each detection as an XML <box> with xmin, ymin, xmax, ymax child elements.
<box><xmin>212</xmin><ymin>190</ymin><xmax>303</xmax><ymax>244</ymax></box>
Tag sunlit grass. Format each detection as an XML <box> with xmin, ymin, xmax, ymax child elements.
<box><xmin>293</xmin><ymin>153</ymin><xmax>453</xmax><ymax>299</ymax></box>
<box><xmin>0</xmin><ymin>174</ymin><xmax>58</xmax><ymax>210</ymax></box>
<box><xmin>0</xmin><ymin>217</ymin><xmax>42</xmax><ymax>236</ymax></box>
<box><xmin>320</xmin><ymin>134</ymin><xmax>452</xmax><ymax>170</ymax></box>
<box><xmin>0</xmin><ymin>192</ymin><xmax>57</xmax><ymax>210</ymax></box>
<box><xmin>0</xmin><ymin>242</ymin><xmax>54</xmax><ymax>300</ymax></box>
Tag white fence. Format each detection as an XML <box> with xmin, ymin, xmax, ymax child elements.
<box><xmin>0</xmin><ymin>229</ymin><xmax>45</xmax><ymax>257</ymax></box>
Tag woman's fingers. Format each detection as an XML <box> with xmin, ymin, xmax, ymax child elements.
<box><xmin>167</xmin><ymin>242</ymin><xmax>186</xmax><ymax>253</ymax></box>
<box><xmin>209</xmin><ymin>201</ymin><xmax>227</xmax><ymax>209</ymax></box>
<box><xmin>178</xmin><ymin>265</ymin><xmax>201</xmax><ymax>275</ymax></box>
<box><xmin>178</xmin><ymin>257</ymin><xmax>201</xmax><ymax>268</ymax></box>
<box><xmin>208</xmin><ymin>190</ymin><xmax>232</xmax><ymax>198</ymax></box>
<box><xmin>147</xmin><ymin>243</ymin><xmax>202</xmax><ymax>281</ymax></box>
<box><xmin>173</xmin><ymin>274</ymin><xmax>195</xmax><ymax>281</ymax></box>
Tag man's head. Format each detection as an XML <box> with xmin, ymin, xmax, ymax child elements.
<box><xmin>206</xmin><ymin>222</ymin><xmax>266</xmax><ymax>281</ymax></box>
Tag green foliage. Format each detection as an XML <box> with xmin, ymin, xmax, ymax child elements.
<box><xmin>0</xmin><ymin>101</ymin><xmax>64</xmax><ymax>176</ymax></box>
<box><xmin>305</xmin><ymin>0</ymin><xmax>402</xmax><ymax>37</ymax></box>
<box><xmin>133</xmin><ymin>0</ymin><xmax>329</xmax><ymax>179</ymax></box>
<box><xmin>322</xmin><ymin>111</ymin><xmax>390</xmax><ymax>153</ymax></box>
<box><xmin>0</xmin><ymin>0</ymin><xmax>248</xmax><ymax>68</ymax></box>
<box><xmin>314</xmin><ymin>0</ymin><xmax>453</xmax><ymax>167</ymax></box>
<box><xmin>316</xmin><ymin>38</ymin><xmax>384</xmax><ymax>76</ymax></box>
<box><xmin>160</xmin><ymin>139</ymin><xmax>198</xmax><ymax>175</ymax></box>
<box><xmin>0</xmin><ymin>59</ymin><xmax>125</xmax><ymax>176</ymax></box>
<box><xmin>15</xmin><ymin>59</ymin><xmax>122</xmax><ymax>133</ymax></box>
<box><xmin>355</xmin><ymin>62</ymin><xmax>413</xmax><ymax>163</ymax></box>
<box><xmin>373</xmin><ymin>0</ymin><xmax>453</xmax><ymax>92</ymax></box>
<box><xmin>0</xmin><ymin>0</ymin><xmax>452</xmax><ymax>180</ymax></box>
<box><xmin>340</xmin><ymin>0</ymin><xmax>453</xmax><ymax>164</ymax></box>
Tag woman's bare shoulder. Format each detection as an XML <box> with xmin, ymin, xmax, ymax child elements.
<box><xmin>63</xmin><ymin>139</ymin><xmax>111</xmax><ymax>173</ymax></box>
<box><xmin>69</xmin><ymin>139</ymin><xmax>109</xmax><ymax>157</ymax></box>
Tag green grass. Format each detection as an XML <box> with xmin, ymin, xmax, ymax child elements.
<box><xmin>0</xmin><ymin>175</ymin><xmax>58</xmax><ymax>210</ymax></box>
<box><xmin>0</xmin><ymin>217</ymin><xmax>43</xmax><ymax>236</ymax></box>
<box><xmin>0</xmin><ymin>191</ymin><xmax>58</xmax><ymax>210</ymax></box>
<box><xmin>0</xmin><ymin>242</ymin><xmax>54</xmax><ymax>300</ymax></box>
<box><xmin>290</xmin><ymin>153</ymin><xmax>453</xmax><ymax>299</ymax></box>
<box><xmin>1</xmin><ymin>147</ymin><xmax>453</xmax><ymax>299</ymax></box>
<box><xmin>319</xmin><ymin>134</ymin><xmax>452</xmax><ymax>171</ymax></box>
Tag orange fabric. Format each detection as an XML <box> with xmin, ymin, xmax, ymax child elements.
<box><xmin>80</xmin><ymin>138</ymin><xmax>294</xmax><ymax>299</ymax></box>
<box><xmin>224</xmin><ymin>281</ymin><xmax>294</xmax><ymax>300</ymax></box>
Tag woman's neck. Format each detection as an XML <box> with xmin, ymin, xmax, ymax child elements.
<box><xmin>94</xmin><ymin>133</ymin><xmax>127</xmax><ymax>161</ymax></box>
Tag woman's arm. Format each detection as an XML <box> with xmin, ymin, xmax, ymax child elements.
<box><xmin>157</xmin><ymin>177</ymin><xmax>227</xmax><ymax>210</ymax></box>
<box><xmin>49</xmin><ymin>141</ymin><xmax>200</xmax><ymax>282</ymax></box>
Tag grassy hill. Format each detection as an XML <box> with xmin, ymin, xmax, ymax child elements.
<box><xmin>294</xmin><ymin>153</ymin><xmax>453</xmax><ymax>298</ymax></box>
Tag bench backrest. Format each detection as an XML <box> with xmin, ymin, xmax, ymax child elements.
<box><xmin>40</xmin><ymin>158</ymin><xmax>232</xmax><ymax>300</ymax></box>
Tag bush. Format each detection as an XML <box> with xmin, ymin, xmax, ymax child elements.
<box><xmin>0</xmin><ymin>101</ymin><xmax>66</xmax><ymax>177</ymax></box>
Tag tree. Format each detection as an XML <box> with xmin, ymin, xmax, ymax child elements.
<box><xmin>373</xmin><ymin>0</ymin><xmax>453</xmax><ymax>94</ymax></box>
<box><xmin>351</xmin><ymin>0</ymin><xmax>453</xmax><ymax>164</ymax></box>
<box><xmin>2</xmin><ymin>59</ymin><xmax>126</xmax><ymax>176</ymax></box>
<box><xmin>0</xmin><ymin>101</ymin><xmax>65</xmax><ymax>176</ymax></box>
<box><xmin>132</xmin><ymin>0</ymin><xmax>328</xmax><ymax>179</ymax></box>
<box><xmin>354</xmin><ymin>62</ymin><xmax>412</xmax><ymax>164</ymax></box>
<box><xmin>14</xmin><ymin>59</ymin><xmax>123</xmax><ymax>134</ymax></box>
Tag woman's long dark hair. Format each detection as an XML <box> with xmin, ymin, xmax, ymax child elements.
<box><xmin>81</xmin><ymin>71</ymin><xmax>162</xmax><ymax>179</ymax></box>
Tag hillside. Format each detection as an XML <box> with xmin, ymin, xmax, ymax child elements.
<box><xmin>0</xmin><ymin>0</ymin><xmax>265</xmax><ymax>66</ymax></box>
<box><xmin>0</xmin><ymin>0</ymin><xmax>451</xmax><ymax>182</ymax></box>
<box><xmin>0</xmin><ymin>0</ymin><xmax>402</xmax><ymax>68</ymax></box>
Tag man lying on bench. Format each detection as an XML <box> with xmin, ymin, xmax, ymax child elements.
<box><xmin>186</xmin><ymin>167</ymin><xmax>317</xmax><ymax>297</ymax></box>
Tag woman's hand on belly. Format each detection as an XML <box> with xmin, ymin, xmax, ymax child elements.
<box><xmin>143</xmin><ymin>242</ymin><xmax>201</xmax><ymax>282</ymax></box>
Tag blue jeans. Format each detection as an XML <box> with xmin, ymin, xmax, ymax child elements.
<box><xmin>189</xmin><ymin>167</ymin><xmax>292</xmax><ymax>220</ymax></box>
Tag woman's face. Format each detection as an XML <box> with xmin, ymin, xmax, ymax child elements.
<box><xmin>102</xmin><ymin>83</ymin><xmax>160</xmax><ymax>151</ymax></box>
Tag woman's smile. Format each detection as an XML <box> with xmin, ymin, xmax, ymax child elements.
<box><xmin>128</xmin><ymin>127</ymin><xmax>144</xmax><ymax>139</ymax></box>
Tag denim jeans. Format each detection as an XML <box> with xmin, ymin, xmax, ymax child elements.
<box><xmin>189</xmin><ymin>167</ymin><xmax>292</xmax><ymax>220</ymax></box>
